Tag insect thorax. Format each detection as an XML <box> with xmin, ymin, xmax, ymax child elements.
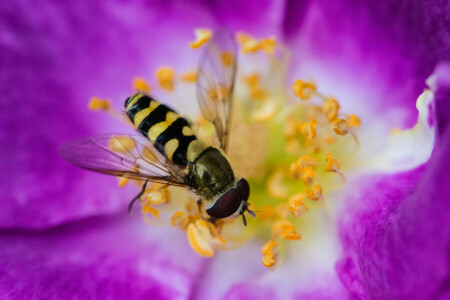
<box><xmin>187</xmin><ymin>145</ymin><xmax>235</xmax><ymax>200</ymax></box>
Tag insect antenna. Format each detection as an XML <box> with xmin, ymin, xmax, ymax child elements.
<box><xmin>128</xmin><ymin>180</ymin><xmax>149</xmax><ymax>213</ymax></box>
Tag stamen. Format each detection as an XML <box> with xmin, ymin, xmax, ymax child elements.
<box><xmin>288</xmin><ymin>193</ymin><xmax>308</xmax><ymax>217</ymax></box>
<box><xmin>307</xmin><ymin>185</ymin><xmax>323</xmax><ymax>202</ymax></box>
<box><xmin>348</xmin><ymin>114</ymin><xmax>361</xmax><ymax>127</ymax></box>
<box><xmin>89</xmin><ymin>97</ymin><xmax>110</xmax><ymax>110</ymax></box>
<box><xmin>189</xmin><ymin>28</ymin><xmax>212</xmax><ymax>49</ymax></box>
<box><xmin>180</xmin><ymin>71</ymin><xmax>197</xmax><ymax>83</ymax></box>
<box><xmin>118</xmin><ymin>177</ymin><xmax>129</xmax><ymax>187</ymax></box>
<box><xmin>171</xmin><ymin>211</ymin><xmax>189</xmax><ymax>229</ymax></box>
<box><xmin>236</xmin><ymin>32</ymin><xmax>261</xmax><ymax>53</ymax></box>
<box><xmin>332</xmin><ymin>118</ymin><xmax>350</xmax><ymax>135</ymax></box>
<box><xmin>299</xmin><ymin>119</ymin><xmax>317</xmax><ymax>140</ymax></box>
<box><xmin>262</xmin><ymin>251</ymin><xmax>276</xmax><ymax>268</ymax></box>
<box><xmin>132</xmin><ymin>77</ymin><xmax>151</xmax><ymax>93</ymax></box>
<box><xmin>260</xmin><ymin>37</ymin><xmax>276</xmax><ymax>54</ymax></box>
<box><xmin>142</xmin><ymin>204</ymin><xmax>160</xmax><ymax>218</ymax></box>
<box><xmin>187</xmin><ymin>219</ymin><xmax>225</xmax><ymax>257</ymax></box>
<box><xmin>301</xmin><ymin>166</ymin><xmax>316</xmax><ymax>186</ymax></box>
<box><xmin>155</xmin><ymin>67</ymin><xmax>175</xmax><ymax>91</ymax></box>
<box><xmin>261</xmin><ymin>240</ymin><xmax>277</xmax><ymax>254</ymax></box>
<box><xmin>325</xmin><ymin>153</ymin><xmax>345</xmax><ymax>181</ymax></box>
<box><xmin>323</xmin><ymin>97</ymin><xmax>340</xmax><ymax>122</ymax></box>
<box><xmin>292</xmin><ymin>80</ymin><xmax>316</xmax><ymax>100</ymax></box>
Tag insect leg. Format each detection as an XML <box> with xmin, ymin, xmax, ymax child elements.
<box><xmin>128</xmin><ymin>180</ymin><xmax>149</xmax><ymax>213</ymax></box>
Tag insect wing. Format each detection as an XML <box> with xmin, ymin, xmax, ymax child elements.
<box><xmin>196</xmin><ymin>27</ymin><xmax>237</xmax><ymax>152</ymax></box>
<box><xmin>59</xmin><ymin>134</ymin><xmax>188</xmax><ymax>187</ymax></box>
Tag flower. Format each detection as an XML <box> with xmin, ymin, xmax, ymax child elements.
<box><xmin>1</xmin><ymin>1</ymin><xmax>449</xmax><ymax>299</ymax></box>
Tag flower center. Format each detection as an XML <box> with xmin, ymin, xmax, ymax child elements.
<box><xmin>88</xmin><ymin>29</ymin><xmax>361</xmax><ymax>270</ymax></box>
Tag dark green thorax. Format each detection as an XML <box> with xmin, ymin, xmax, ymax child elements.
<box><xmin>188</xmin><ymin>147</ymin><xmax>235</xmax><ymax>200</ymax></box>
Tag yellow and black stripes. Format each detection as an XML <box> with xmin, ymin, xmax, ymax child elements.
<box><xmin>125</xmin><ymin>93</ymin><xmax>197</xmax><ymax>167</ymax></box>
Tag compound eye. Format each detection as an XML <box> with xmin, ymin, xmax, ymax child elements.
<box><xmin>206</xmin><ymin>188</ymin><xmax>241</xmax><ymax>219</ymax></box>
<box><xmin>236</xmin><ymin>178</ymin><xmax>250</xmax><ymax>202</ymax></box>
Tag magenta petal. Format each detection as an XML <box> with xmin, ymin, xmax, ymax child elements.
<box><xmin>337</xmin><ymin>63</ymin><xmax>450</xmax><ymax>299</ymax></box>
<box><xmin>0</xmin><ymin>215</ymin><xmax>205</xmax><ymax>299</ymax></box>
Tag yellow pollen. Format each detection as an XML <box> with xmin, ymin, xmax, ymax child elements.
<box><xmin>261</xmin><ymin>240</ymin><xmax>277</xmax><ymax>254</ymax></box>
<box><xmin>323</xmin><ymin>97</ymin><xmax>340</xmax><ymax>122</ymax></box>
<box><xmin>132</xmin><ymin>77</ymin><xmax>151</xmax><ymax>93</ymax></box>
<box><xmin>180</xmin><ymin>71</ymin><xmax>197</xmax><ymax>83</ymax></box>
<box><xmin>187</xmin><ymin>219</ymin><xmax>225</xmax><ymax>257</ymax></box>
<box><xmin>108</xmin><ymin>136</ymin><xmax>136</xmax><ymax>153</ymax></box>
<box><xmin>332</xmin><ymin>118</ymin><xmax>350</xmax><ymax>135</ymax></box>
<box><xmin>288</xmin><ymin>193</ymin><xmax>308</xmax><ymax>217</ymax></box>
<box><xmin>170</xmin><ymin>211</ymin><xmax>189</xmax><ymax>229</ymax></box>
<box><xmin>260</xmin><ymin>37</ymin><xmax>276</xmax><ymax>54</ymax></box>
<box><xmin>189</xmin><ymin>28</ymin><xmax>212</xmax><ymax>49</ymax></box>
<box><xmin>301</xmin><ymin>166</ymin><xmax>316</xmax><ymax>186</ymax></box>
<box><xmin>118</xmin><ymin>177</ymin><xmax>129</xmax><ymax>187</ymax></box>
<box><xmin>281</xmin><ymin>230</ymin><xmax>301</xmax><ymax>241</ymax></box>
<box><xmin>292</xmin><ymin>80</ymin><xmax>316</xmax><ymax>100</ymax></box>
<box><xmin>348</xmin><ymin>114</ymin><xmax>361</xmax><ymax>127</ymax></box>
<box><xmin>142</xmin><ymin>204</ymin><xmax>160</xmax><ymax>218</ymax></box>
<box><xmin>236</xmin><ymin>32</ymin><xmax>261</xmax><ymax>53</ymax></box>
<box><xmin>155</xmin><ymin>67</ymin><xmax>175</xmax><ymax>91</ymax></box>
<box><xmin>262</xmin><ymin>251</ymin><xmax>276</xmax><ymax>268</ymax></box>
<box><xmin>325</xmin><ymin>153</ymin><xmax>340</xmax><ymax>172</ymax></box>
<box><xmin>300</xmin><ymin>119</ymin><xmax>317</xmax><ymax>140</ymax></box>
<box><xmin>221</xmin><ymin>51</ymin><xmax>235</xmax><ymax>67</ymax></box>
<box><xmin>89</xmin><ymin>97</ymin><xmax>110</xmax><ymax>111</ymax></box>
<box><xmin>297</xmin><ymin>155</ymin><xmax>317</xmax><ymax>169</ymax></box>
<box><xmin>267</xmin><ymin>169</ymin><xmax>288</xmax><ymax>199</ymax></box>
<box><xmin>307</xmin><ymin>185</ymin><xmax>323</xmax><ymax>202</ymax></box>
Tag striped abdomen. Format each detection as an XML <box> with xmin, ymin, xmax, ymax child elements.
<box><xmin>125</xmin><ymin>93</ymin><xmax>197</xmax><ymax>167</ymax></box>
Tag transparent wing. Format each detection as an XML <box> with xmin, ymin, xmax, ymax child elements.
<box><xmin>196</xmin><ymin>27</ymin><xmax>237</xmax><ymax>152</ymax></box>
<box><xmin>59</xmin><ymin>134</ymin><xmax>188</xmax><ymax>187</ymax></box>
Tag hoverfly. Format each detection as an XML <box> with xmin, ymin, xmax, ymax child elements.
<box><xmin>60</xmin><ymin>28</ymin><xmax>255</xmax><ymax>225</ymax></box>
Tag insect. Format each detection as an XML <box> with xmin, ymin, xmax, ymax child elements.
<box><xmin>60</xmin><ymin>28</ymin><xmax>255</xmax><ymax>225</ymax></box>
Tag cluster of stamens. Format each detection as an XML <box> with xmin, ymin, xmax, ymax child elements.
<box><xmin>88</xmin><ymin>29</ymin><xmax>361</xmax><ymax>269</ymax></box>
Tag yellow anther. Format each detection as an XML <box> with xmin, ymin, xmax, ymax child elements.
<box><xmin>89</xmin><ymin>97</ymin><xmax>110</xmax><ymax>111</ymax></box>
<box><xmin>260</xmin><ymin>37</ymin><xmax>276</xmax><ymax>54</ymax></box>
<box><xmin>297</xmin><ymin>155</ymin><xmax>317</xmax><ymax>169</ymax></box>
<box><xmin>300</xmin><ymin>119</ymin><xmax>316</xmax><ymax>140</ymax></box>
<box><xmin>187</xmin><ymin>219</ymin><xmax>224</xmax><ymax>257</ymax></box>
<box><xmin>243</xmin><ymin>74</ymin><xmax>260</xmax><ymax>87</ymax></box>
<box><xmin>170</xmin><ymin>211</ymin><xmax>189</xmax><ymax>229</ymax></box>
<box><xmin>292</xmin><ymin>80</ymin><xmax>316</xmax><ymax>100</ymax></box>
<box><xmin>142</xmin><ymin>204</ymin><xmax>160</xmax><ymax>218</ymax></box>
<box><xmin>262</xmin><ymin>251</ymin><xmax>276</xmax><ymax>268</ymax></box>
<box><xmin>189</xmin><ymin>28</ymin><xmax>212</xmax><ymax>49</ymax></box>
<box><xmin>325</xmin><ymin>153</ymin><xmax>340</xmax><ymax>173</ymax></box>
<box><xmin>323</xmin><ymin>97</ymin><xmax>340</xmax><ymax>122</ymax></box>
<box><xmin>144</xmin><ymin>190</ymin><xmax>168</xmax><ymax>205</ymax></box>
<box><xmin>267</xmin><ymin>169</ymin><xmax>288</xmax><ymax>199</ymax></box>
<box><xmin>243</xmin><ymin>74</ymin><xmax>267</xmax><ymax>101</ymax></box>
<box><xmin>221</xmin><ymin>51</ymin><xmax>235</xmax><ymax>67</ymax></box>
<box><xmin>325</xmin><ymin>153</ymin><xmax>345</xmax><ymax>181</ymax></box>
<box><xmin>236</xmin><ymin>32</ymin><xmax>261</xmax><ymax>53</ymax></box>
<box><xmin>307</xmin><ymin>185</ymin><xmax>322</xmax><ymax>202</ymax></box>
<box><xmin>332</xmin><ymin>118</ymin><xmax>350</xmax><ymax>135</ymax></box>
<box><xmin>108</xmin><ymin>136</ymin><xmax>136</xmax><ymax>153</ymax></box>
<box><xmin>288</xmin><ymin>193</ymin><xmax>308</xmax><ymax>217</ymax></box>
<box><xmin>155</xmin><ymin>67</ymin><xmax>175</xmax><ymax>91</ymax></box>
<box><xmin>271</xmin><ymin>220</ymin><xmax>295</xmax><ymax>237</ymax></box>
<box><xmin>117</xmin><ymin>177</ymin><xmax>129</xmax><ymax>187</ymax></box>
<box><xmin>281</xmin><ymin>230</ymin><xmax>301</xmax><ymax>241</ymax></box>
<box><xmin>348</xmin><ymin>114</ymin><xmax>361</xmax><ymax>127</ymax></box>
<box><xmin>180</xmin><ymin>71</ymin><xmax>197</xmax><ymax>83</ymax></box>
<box><xmin>301</xmin><ymin>166</ymin><xmax>316</xmax><ymax>186</ymax></box>
<box><xmin>132</xmin><ymin>77</ymin><xmax>151</xmax><ymax>93</ymax></box>
<box><xmin>261</xmin><ymin>240</ymin><xmax>277</xmax><ymax>255</ymax></box>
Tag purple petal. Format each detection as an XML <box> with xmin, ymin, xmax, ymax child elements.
<box><xmin>0</xmin><ymin>215</ymin><xmax>205</xmax><ymax>299</ymax></box>
<box><xmin>283</xmin><ymin>0</ymin><xmax>450</xmax><ymax>129</ymax></box>
<box><xmin>337</xmin><ymin>63</ymin><xmax>450</xmax><ymax>299</ymax></box>
<box><xmin>0</xmin><ymin>1</ymin><xmax>286</xmax><ymax>229</ymax></box>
